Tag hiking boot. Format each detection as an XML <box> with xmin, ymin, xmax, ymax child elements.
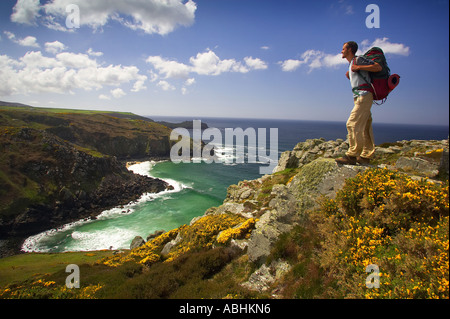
<box><xmin>357</xmin><ymin>156</ymin><xmax>371</xmax><ymax>165</ymax></box>
<box><xmin>335</xmin><ymin>155</ymin><xmax>357</xmax><ymax>165</ymax></box>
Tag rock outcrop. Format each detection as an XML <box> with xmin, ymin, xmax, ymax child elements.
<box><xmin>186</xmin><ymin>137</ymin><xmax>448</xmax><ymax>291</ymax></box>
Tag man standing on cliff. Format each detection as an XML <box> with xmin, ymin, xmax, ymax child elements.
<box><xmin>335</xmin><ymin>41</ymin><xmax>382</xmax><ymax>165</ymax></box>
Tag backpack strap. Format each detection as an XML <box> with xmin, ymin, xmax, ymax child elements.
<box><xmin>351</xmin><ymin>57</ymin><xmax>376</xmax><ymax>97</ymax></box>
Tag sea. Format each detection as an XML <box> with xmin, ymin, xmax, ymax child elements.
<box><xmin>20</xmin><ymin>117</ymin><xmax>449</xmax><ymax>253</ymax></box>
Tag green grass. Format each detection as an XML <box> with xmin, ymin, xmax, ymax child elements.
<box><xmin>0</xmin><ymin>251</ymin><xmax>115</xmax><ymax>287</ymax></box>
<box><xmin>0</xmin><ymin>105</ymin><xmax>133</xmax><ymax>116</ymax></box>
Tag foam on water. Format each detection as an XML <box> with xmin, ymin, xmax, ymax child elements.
<box><xmin>21</xmin><ymin>161</ymin><xmax>188</xmax><ymax>253</ymax></box>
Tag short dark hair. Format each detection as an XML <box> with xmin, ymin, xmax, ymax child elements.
<box><xmin>345</xmin><ymin>41</ymin><xmax>358</xmax><ymax>55</ymax></box>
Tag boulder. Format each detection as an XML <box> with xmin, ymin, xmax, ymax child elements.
<box><xmin>130</xmin><ymin>236</ymin><xmax>145</xmax><ymax>250</ymax></box>
<box><xmin>395</xmin><ymin>156</ymin><xmax>439</xmax><ymax>177</ymax></box>
<box><xmin>248</xmin><ymin>158</ymin><xmax>366</xmax><ymax>265</ymax></box>
<box><xmin>241</xmin><ymin>259</ymin><xmax>291</xmax><ymax>293</ymax></box>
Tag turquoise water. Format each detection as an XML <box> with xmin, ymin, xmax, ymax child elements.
<box><xmin>22</xmin><ymin>160</ymin><xmax>261</xmax><ymax>252</ymax></box>
<box><xmin>21</xmin><ymin>117</ymin><xmax>448</xmax><ymax>253</ymax></box>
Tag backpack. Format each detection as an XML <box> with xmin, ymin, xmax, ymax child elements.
<box><xmin>355</xmin><ymin>47</ymin><xmax>400</xmax><ymax>105</ymax></box>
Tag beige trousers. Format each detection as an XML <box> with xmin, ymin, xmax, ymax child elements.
<box><xmin>346</xmin><ymin>93</ymin><xmax>375</xmax><ymax>159</ymax></box>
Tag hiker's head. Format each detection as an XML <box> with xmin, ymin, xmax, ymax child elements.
<box><xmin>342</xmin><ymin>41</ymin><xmax>358</xmax><ymax>60</ymax></box>
<box><xmin>345</xmin><ymin>41</ymin><xmax>358</xmax><ymax>54</ymax></box>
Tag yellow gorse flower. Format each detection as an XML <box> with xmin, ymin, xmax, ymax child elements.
<box><xmin>319</xmin><ymin>167</ymin><xmax>448</xmax><ymax>299</ymax></box>
<box><xmin>99</xmin><ymin>213</ymin><xmax>257</xmax><ymax>268</ymax></box>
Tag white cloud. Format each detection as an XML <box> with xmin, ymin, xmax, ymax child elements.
<box><xmin>341</xmin><ymin>1</ymin><xmax>354</xmax><ymax>15</ymax></box>
<box><xmin>145</xmin><ymin>49</ymin><xmax>267</xmax><ymax>92</ymax></box>
<box><xmin>3</xmin><ymin>31</ymin><xmax>15</xmax><ymax>40</ymax></box>
<box><xmin>322</xmin><ymin>53</ymin><xmax>346</xmax><ymax>68</ymax></box>
<box><xmin>111</xmin><ymin>88</ymin><xmax>126</xmax><ymax>98</ymax></box>
<box><xmin>0</xmin><ymin>50</ymin><xmax>147</xmax><ymax>97</ymax></box>
<box><xmin>279</xmin><ymin>50</ymin><xmax>345</xmax><ymax>72</ymax></box>
<box><xmin>56</xmin><ymin>52</ymin><xmax>98</xmax><ymax>69</ymax></box>
<box><xmin>279</xmin><ymin>59</ymin><xmax>303</xmax><ymax>72</ymax></box>
<box><xmin>361</xmin><ymin>37</ymin><xmax>410</xmax><ymax>56</ymax></box>
<box><xmin>244</xmin><ymin>57</ymin><xmax>268</xmax><ymax>70</ymax></box>
<box><xmin>11</xmin><ymin>0</ymin><xmax>40</xmax><ymax>25</ymax></box>
<box><xmin>148</xmin><ymin>70</ymin><xmax>159</xmax><ymax>82</ymax></box>
<box><xmin>87</xmin><ymin>48</ymin><xmax>104</xmax><ymax>57</ymax></box>
<box><xmin>145</xmin><ymin>49</ymin><xmax>267</xmax><ymax>91</ymax></box>
<box><xmin>181</xmin><ymin>78</ymin><xmax>196</xmax><ymax>95</ymax></box>
<box><xmin>184</xmin><ymin>78</ymin><xmax>196</xmax><ymax>86</ymax></box>
<box><xmin>300</xmin><ymin>50</ymin><xmax>326</xmax><ymax>71</ymax></box>
<box><xmin>42</xmin><ymin>14</ymin><xmax>74</xmax><ymax>32</ymax></box>
<box><xmin>99</xmin><ymin>94</ymin><xmax>111</xmax><ymax>100</ymax></box>
<box><xmin>190</xmin><ymin>50</ymin><xmax>249</xmax><ymax>75</ymax></box>
<box><xmin>146</xmin><ymin>56</ymin><xmax>191</xmax><ymax>79</ymax></box>
<box><xmin>20</xmin><ymin>51</ymin><xmax>60</xmax><ymax>69</ymax></box>
<box><xmin>260</xmin><ymin>46</ymin><xmax>270</xmax><ymax>50</ymax></box>
<box><xmin>131</xmin><ymin>75</ymin><xmax>148</xmax><ymax>92</ymax></box>
<box><xmin>18</xmin><ymin>36</ymin><xmax>40</xmax><ymax>48</ymax></box>
<box><xmin>3</xmin><ymin>31</ymin><xmax>40</xmax><ymax>48</ymax></box>
<box><xmin>157</xmin><ymin>80</ymin><xmax>175</xmax><ymax>91</ymax></box>
<box><xmin>45</xmin><ymin>40</ymin><xmax>66</xmax><ymax>54</ymax></box>
<box><xmin>11</xmin><ymin>0</ymin><xmax>197</xmax><ymax>35</ymax></box>
<box><xmin>279</xmin><ymin>38</ymin><xmax>409</xmax><ymax>73</ymax></box>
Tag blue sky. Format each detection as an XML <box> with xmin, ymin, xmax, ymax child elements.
<box><xmin>0</xmin><ymin>0</ymin><xmax>448</xmax><ymax>125</ymax></box>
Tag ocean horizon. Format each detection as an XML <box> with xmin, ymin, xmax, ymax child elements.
<box><xmin>150</xmin><ymin>115</ymin><xmax>448</xmax><ymax>152</ymax></box>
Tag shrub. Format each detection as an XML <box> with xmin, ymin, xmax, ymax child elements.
<box><xmin>99</xmin><ymin>213</ymin><xmax>257</xmax><ymax>267</ymax></box>
<box><xmin>0</xmin><ymin>278</ymin><xmax>103</xmax><ymax>299</ymax></box>
<box><xmin>315</xmin><ymin>168</ymin><xmax>449</xmax><ymax>298</ymax></box>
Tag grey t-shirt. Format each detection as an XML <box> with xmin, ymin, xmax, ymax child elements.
<box><xmin>349</xmin><ymin>56</ymin><xmax>374</xmax><ymax>98</ymax></box>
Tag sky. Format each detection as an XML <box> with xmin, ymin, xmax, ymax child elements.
<box><xmin>0</xmin><ymin>0</ymin><xmax>448</xmax><ymax>126</ymax></box>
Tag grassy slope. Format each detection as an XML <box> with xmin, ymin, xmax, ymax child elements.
<box><xmin>0</xmin><ymin>250</ymin><xmax>114</xmax><ymax>287</ymax></box>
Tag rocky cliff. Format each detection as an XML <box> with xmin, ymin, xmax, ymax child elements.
<box><xmin>2</xmin><ymin>136</ymin><xmax>448</xmax><ymax>299</ymax></box>
<box><xmin>119</xmin><ymin>137</ymin><xmax>448</xmax><ymax>297</ymax></box>
<box><xmin>0</xmin><ymin>106</ymin><xmax>174</xmax><ymax>255</ymax></box>
<box><xmin>213</xmin><ymin>138</ymin><xmax>449</xmax><ymax>261</ymax></box>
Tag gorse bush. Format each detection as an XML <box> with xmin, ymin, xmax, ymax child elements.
<box><xmin>2</xmin><ymin>213</ymin><xmax>258</xmax><ymax>299</ymax></box>
<box><xmin>271</xmin><ymin>167</ymin><xmax>448</xmax><ymax>299</ymax></box>
<box><xmin>0</xmin><ymin>279</ymin><xmax>103</xmax><ymax>299</ymax></box>
<box><xmin>99</xmin><ymin>213</ymin><xmax>257</xmax><ymax>267</ymax></box>
<box><xmin>315</xmin><ymin>168</ymin><xmax>449</xmax><ymax>298</ymax></box>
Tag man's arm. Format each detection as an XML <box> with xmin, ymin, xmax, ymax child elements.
<box><xmin>351</xmin><ymin>62</ymin><xmax>382</xmax><ymax>73</ymax></box>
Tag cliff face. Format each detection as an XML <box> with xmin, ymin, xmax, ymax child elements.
<box><xmin>0</xmin><ymin>106</ymin><xmax>172</xmax><ymax>247</ymax></box>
